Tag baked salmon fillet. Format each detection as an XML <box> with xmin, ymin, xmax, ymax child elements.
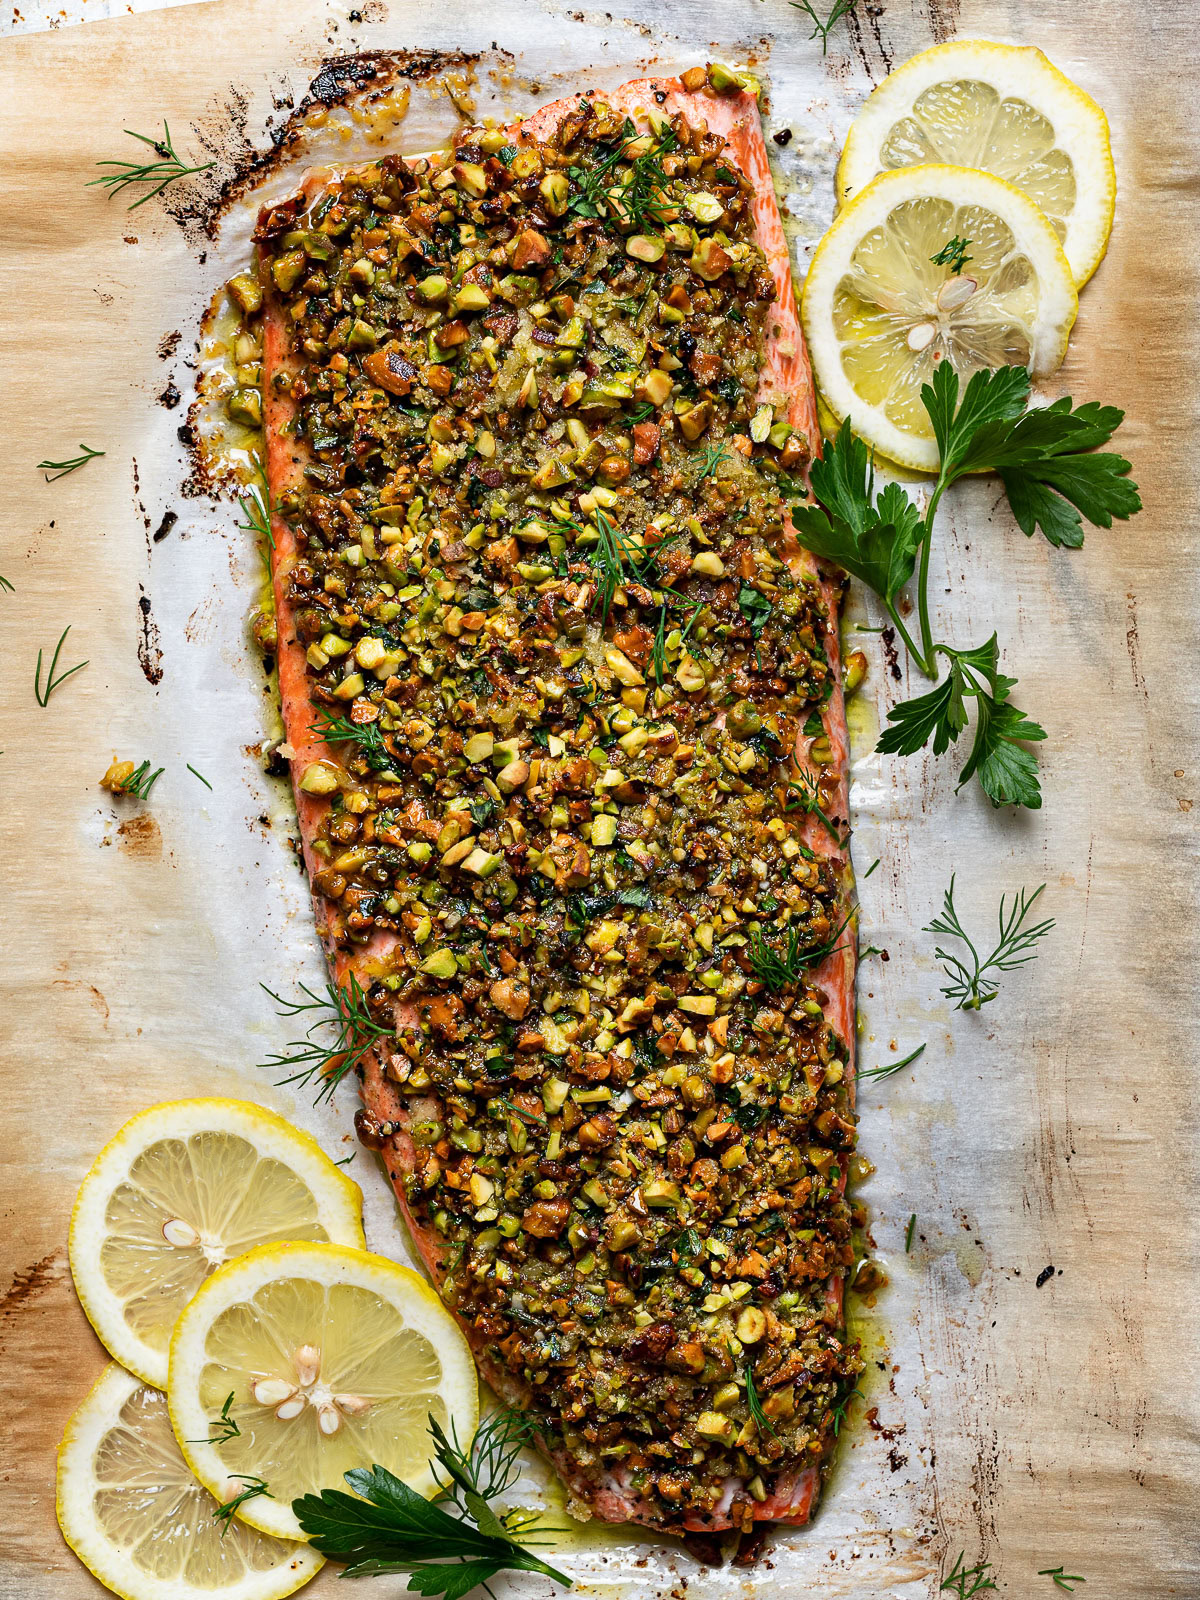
<box><xmin>254</xmin><ymin>68</ymin><xmax>861</xmax><ymax>1553</ymax></box>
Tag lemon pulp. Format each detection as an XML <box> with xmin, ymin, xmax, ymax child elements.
<box><xmin>57</xmin><ymin>1364</ymin><xmax>321</xmax><ymax>1600</ymax></box>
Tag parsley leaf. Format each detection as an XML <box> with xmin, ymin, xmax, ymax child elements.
<box><xmin>293</xmin><ymin>1412</ymin><xmax>570</xmax><ymax>1596</ymax></box>
<box><xmin>875</xmin><ymin>672</ymin><xmax>965</xmax><ymax>758</ymax></box>
<box><xmin>792</xmin><ymin>420</ymin><xmax>922</xmax><ymax>602</ymax></box>
<box><xmin>877</xmin><ymin>635</ymin><xmax>1047</xmax><ymax>809</ymax></box>
<box><xmin>737</xmin><ymin>583</ymin><xmax>772</xmax><ymax>637</ymax></box>
<box><xmin>924</xmin><ymin>365</ymin><xmax>1142</xmax><ymax>547</ymax></box>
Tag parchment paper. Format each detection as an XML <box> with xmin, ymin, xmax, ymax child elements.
<box><xmin>1</xmin><ymin>2</ymin><xmax>1197</xmax><ymax>1596</ymax></box>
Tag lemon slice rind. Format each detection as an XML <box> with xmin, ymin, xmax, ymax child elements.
<box><xmin>802</xmin><ymin>163</ymin><xmax>1077</xmax><ymax>473</ymax></box>
<box><xmin>169</xmin><ymin>1241</ymin><xmax>479</xmax><ymax>1541</ymax></box>
<box><xmin>836</xmin><ymin>39</ymin><xmax>1115</xmax><ymax>287</ymax></box>
<box><xmin>57</xmin><ymin>1363</ymin><xmax>323</xmax><ymax>1600</ymax></box>
<box><xmin>70</xmin><ymin>1099</ymin><xmax>365</xmax><ymax>1390</ymax></box>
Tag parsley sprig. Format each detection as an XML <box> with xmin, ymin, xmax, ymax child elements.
<box><xmin>926</xmin><ymin>876</ymin><xmax>1054</xmax><ymax>1010</ymax></box>
<box><xmin>293</xmin><ymin>1410</ymin><xmax>570</xmax><ymax>1599</ymax></box>
<box><xmin>791</xmin><ymin>364</ymin><xmax>1140</xmax><ymax>808</ymax></box>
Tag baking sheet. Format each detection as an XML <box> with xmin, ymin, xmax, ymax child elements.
<box><xmin>1</xmin><ymin>1</ymin><xmax>1197</xmax><ymax>1595</ymax></box>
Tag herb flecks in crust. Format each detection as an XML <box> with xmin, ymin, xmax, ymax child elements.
<box><xmin>255</xmin><ymin>94</ymin><xmax>859</xmax><ymax>1535</ymax></box>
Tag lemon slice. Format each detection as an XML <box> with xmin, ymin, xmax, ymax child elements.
<box><xmin>169</xmin><ymin>1241</ymin><xmax>478</xmax><ymax>1541</ymax></box>
<box><xmin>70</xmin><ymin>1099</ymin><xmax>365</xmax><ymax>1389</ymax></box>
<box><xmin>836</xmin><ymin>40</ymin><xmax>1115</xmax><ymax>286</ymax></box>
<box><xmin>57</xmin><ymin>1363</ymin><xmax>323</xmax><ymax>1600</ymax></box>
<box><xmin>801</xmin><ymin>164</ymin><xmax>1077</xmax><ymax>472</ymax></box>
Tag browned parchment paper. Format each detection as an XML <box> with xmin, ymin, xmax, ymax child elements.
<box><xmin>1</xmin><ymin>1</ymin><xmax>1197</xmax><ymax>1595</ymax></box>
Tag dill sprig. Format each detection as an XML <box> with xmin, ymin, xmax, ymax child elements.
<box><xmin>497</xmin><ymin>1098</ymin><xmax>547</xmax><ymax>1128</ymax></box>
<box><xmin>931</xmin><ymin>235</ymin><xmax>973</xmax><ymax>273</ymax></box>
<box><xmin>259</xmin><ymin>974</ymin><xmax>393</xmax><ymax>1103</ymax></box>
<box><xmin>428</xmin><ymin>1410</ymin><xmax>546</xmax><ymax>1522</ymax></box>
<box><xmin>568</xmin><ymin>116</ymin><xmax>678</xmax><ymax>231</ymax></box>
<box><xmin>109</xmin><ymin>759</ymin><xmax>165</xmax><ymax>800</ymax></box>
<box><xmin>1038</xmin><ymin>1568</ymin><xmax>1086</xmax><ymax>1592</ymax></box>
<box><xmin>940</xmin><ymin>1552</ymin><xmax>997</xmax><ymax>1597</ymax></box>
<box><xmin>89</xmin><ymin>121</ymin><xmax>214</xmax><ymax>210</ymax></box>
<box><xmin>310</xmin><ymin>707</ymin><xmax>395</xmax><ymax>773</ymax></box>
<box><xmin>784</xmin><ymin>769</ymin><xmax>845</xmax><ymax>845</ymax></box>
<box><xmin>37</xmin><ymin>444</ymin><xmax>105</xmax><ymax>482</ymax></box>
<box><xmin>699</xmin><ymin>440</ymin><xmax>733</xmax><ymax>479</ymax></box>
<box><xmin>926</xmin><ymin>877</ymin><xmax>1054</xmax><ymax>1010</ymax></box>
<box><xmin>34</xmin><ymin>626</ymin><xmax>88</xmax><ymax>707</ymax></box>
<box><xmin>747</xmin><ymin>909</ymin><xmax>853</xmax><ymax>992</ymax></box>
<box><xmin>188</xmin><ymin>1393</ymin><xmax>240</xmax><ymax>1446</ymax></box>
<box><xmin>744</xmin><ymin>1363</ymin><xmax>777</xmax><ymax>1438</ymax></box>
<box><xmin>237</xmin><ymin>458</ymin><xmax>275</xmax><ymax>552</ymax></box>
<box><xmin>586</xmin><ymin>510</ymin><xmax>674</xmax><ymax>620</ymax></box>
<box><xmin>857</xmin><ymin>1042</ymin><xmax>926</xmax><ymax>1082</ymax></box>
<box><xmin>213</xmin><ymin>1476</ymin><xmax>272</xmax><ymax>1537</ymax></box>
<box><xmin>790</xmin><ymin>0</ymin><xmax>858</xmax><ymax>54</ymax></box>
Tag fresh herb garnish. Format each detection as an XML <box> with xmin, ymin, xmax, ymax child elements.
<box><xmin>293</xmin><ymin>1410</ymin><xmax>571</xmax><ymax>1597</ymax></box>
<box><xmin>747</xmin><ymin>910</ymin><xmax>853</xmax><ymax>991</ymax></box>
<box><xmin>586</xmin><ymin>510</ymin><xmax>672</xmax><ymax>620</ymax></box>
<box><xmin>791</xmin><ymin>365</ymin><xmax>1140</xmax><ymax>808</ymax></box>
<box><xmin>857</xmin><ymin>1042</ymin><xmax>925</xmax><ymax>1082</ymax></box>
<box><xmin>37</xmin><ymin>444</ymin><xmax>105</xmax><ymax>482</ymax></box>
<box><xmin>831</xmin><ymin>1381</ymin><xmax>862</xmax><ymax>1436</ymax></box>
<box><xmin>108</xmin><ymin>759</ymin><xmax>165</xmax><ymax>800</ymax></box>
<box><xmin>1038</xmin><ymin>1568</ymin><xmax>1086</xmax><ymax>1592</ymax></box>
<box><xmin>699</xmin><ymin>440</ymin><xmax>732</xmax><ymax>478</ymax></box>
<box><xmin>310</xmin><ymin>708</ymin><xmax>394</xmax><ymax>773</ymax></box>
<box><xmin>214</xmin><ymin>1475</ymin><xmax>273</xmax><ymax>1536</ymax></box>
<box><xmin>925</xmin><ymin>877</ymin><xmax>1054</xmax><ymax>1010</ymax></box>
<box><xmin>568</xmin><ymin>117</ymin><xmax>677</xmax><ymax>232</ymax></box>
<box><xmin>0</xmin><ymin>574</ymin><xmax>13</xmax><ymax>593</ymax></box>
<box><xmin>784</xmin><ymin>769</ymin><xmax>845</xmax><ymax>844</ymax></box>
<box><xmin>940</xmin><ymin>1552</ymin><xmax>997</xmax><ymax>1597</ymax></box>
<box><xmin>34</xmin><ymin>626</ymin><xmax>88</xmax><ymax>707</ymax></box>
<box><xmin>905</xmin><ymin>1213</ymin><xmax>917</xmax><ymax>1253</ymax></box>
<box><xmin>737</xmin><ymin>582</ymin><xmax>772</xmax><ymax>639</ymax></box>
<box><xmin>876</xmin><ymin>634</ymin><xmax>1048</xmax><ymax>809</ymax></box>
<box><xmin>187</xmin><ymin>763</ymin><xmax>213</xmax><ymax>790</ymax></box>
<box><xmin>744</xmin><ymin>1363</ymin><xmax>777</xmax><ymax>1438</ymax></box>
<box><xmin>498</xmin><ymin>1097</ymin><xmax>547</xmax><ymax>1127</ymax></box>
<box><xmin>790</xmin><ymin>0</ymin><xmax>858</xmax><ymax>54</ymax></box>
<box><xmin>862</xmin><ymin>857</ymin><xmax>880</xmax><ymax>880</ymax></box>
<box><xmin>188</xmin><ymin>1393</ymin><xmax>240</xmax><ymax>1446</ymax></box>
<box><xmin>237</xmin><ymin>460</ymin><xmax>275</xmax><ymax>552</ymax></box>
<box><xmin>89</xmin><ymin>121</ymin><xmax>214</xmax><ymax>209</ymax></box>
<box><xmin>931</xmin><ymin>235</ymin><xmax>973</xmax><ymax>273</ymax></box>
<box><xmin>259</xmin><ymin>974</ymin><xmax>393</xmax><ymax>1103</ymax></box>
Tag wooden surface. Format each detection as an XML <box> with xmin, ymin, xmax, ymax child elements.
<box><xmin>0</xmin><ymin>1</ymin><xmax>1197</xmax><ymax>1595</ymax></box>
